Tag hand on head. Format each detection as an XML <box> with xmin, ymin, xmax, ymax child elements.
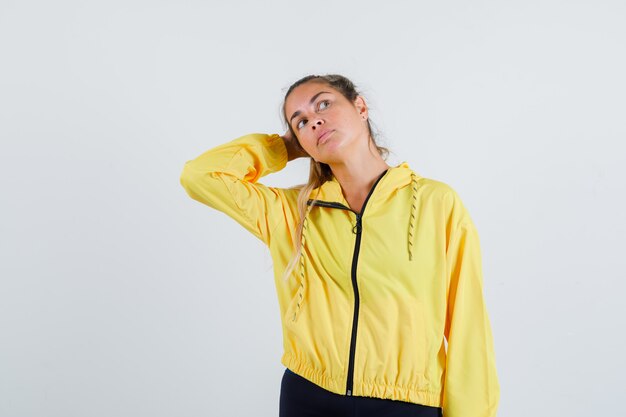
<box><xmin>281</xmin><ymin>129</ymin><xmax>310</xmax><ymax>161</ymax></box>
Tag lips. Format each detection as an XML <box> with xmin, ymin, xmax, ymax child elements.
<box><xmin>317</xmin><ymin>129</ymin><xmax>334</xmax><ymax>145</ymax></box>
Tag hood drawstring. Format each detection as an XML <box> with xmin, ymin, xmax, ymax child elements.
<box><xmin>408</xmin><ymin>172</ymin><xmax>419</xmax><ymax>261</ymax></box>
<box><xmin>293</xmin><ymin>215</ymin><xmax>309</xmax><ymax>322</ymax></box>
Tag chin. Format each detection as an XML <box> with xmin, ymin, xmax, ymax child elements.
<box><xmin>318</xmin><ymin>136</ymin><xmax>354</xmax><ymax>163</ymax></box>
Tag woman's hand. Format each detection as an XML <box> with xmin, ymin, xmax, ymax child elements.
<box><xmin>281</xmin><ymin>129</ymin><xmax>310</xmax><ymax>161</ymax></box>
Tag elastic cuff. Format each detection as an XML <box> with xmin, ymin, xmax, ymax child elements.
<box><xmin>266</xmin><ymin>133</ymin><xmax>288</xmax><ymax>171</ymax></box>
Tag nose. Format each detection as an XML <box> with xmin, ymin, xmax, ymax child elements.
<box><xmin>311</xmin><ymin>119</ymin><xmax>323</xmax><ymax>130</ymax></box>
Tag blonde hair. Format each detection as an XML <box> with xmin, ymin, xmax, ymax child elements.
<box><xmin>280</xmin><ymin>74</ymin><xmax>389</xmax><ymax>283</ymax></box>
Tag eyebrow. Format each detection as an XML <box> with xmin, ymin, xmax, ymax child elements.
<box><xmin>289</xmin><ymin>91</ymin><xmax>331</xmax><ymax>124</ymax></box>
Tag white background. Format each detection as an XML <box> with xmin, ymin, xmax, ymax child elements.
<box><xmin>1</xmin><ymin>1</ymin><xmax>625</xmax><ymax>416</ymax></box>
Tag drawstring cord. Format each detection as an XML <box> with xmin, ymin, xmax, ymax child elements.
<box><xmin>293</xmin><ymin>215</ymin><xmax>308</xmax><ymax>322</ymax></box>
<box><xmin>408</xmin><ymin>172</ymin><xmax>419</xmax><ymax>261</ymax></box>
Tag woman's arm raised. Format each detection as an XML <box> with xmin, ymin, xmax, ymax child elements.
<box><xmin>179</xmin><ymin>132</ymin><xmax>306</xmax><ymax>246</ymax></box>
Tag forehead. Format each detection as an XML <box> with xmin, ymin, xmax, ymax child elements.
<box><xmin>285</xmin><ymin>82</ymin><xmax>336</xmax><ymax>111</ymax></box>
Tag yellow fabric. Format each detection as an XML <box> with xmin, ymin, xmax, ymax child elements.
<box><xmin>180</xmin><ymin>133</ymin><xmax>500</xmax><ymax>416</ymax></box>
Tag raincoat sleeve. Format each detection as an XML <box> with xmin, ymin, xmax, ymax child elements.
<box><xmin>443</xmin><ymin>192</ymin><xmax>500</xmax><ymax>417</ymax></box>
<box><xmin>179</xmin><ymin>133</ymin><xmax>289</xmax><ymax>246</ymax></box>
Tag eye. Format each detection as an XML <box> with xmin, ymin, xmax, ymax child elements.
<box><xmin>294</xmin><ymin>100</ymin><xmax>330</xmax><ymax>130</ymax></box>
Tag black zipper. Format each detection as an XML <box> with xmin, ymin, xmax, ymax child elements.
<box><xmin>307</xmin><ymin>169</ymin><xmax>389</xmax><ymax>396</ymax></box>
<box><xmin>344</xmin><ymin>210</ymin><xmax>362</xmax><ymax>396</ymax></box>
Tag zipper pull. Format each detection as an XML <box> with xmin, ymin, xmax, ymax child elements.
<box><xmin>352</xmin><ymin>214</ymin><xmax>362</xmax><ymax>234</ymax></box>
<box><xmin>347</xmin><ymin>389</ymin><xmax>352</xmax><ymax>396</ymax></box>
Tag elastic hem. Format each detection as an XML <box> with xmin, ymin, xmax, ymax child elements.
<box><xmin>281</xmin><ymin>352</ymin><xmax>443</xmax><ymax>408</ymax></box>
<box><xmin>356</xmin><ymin>379</ymin><xmax>442</xmax><ymax>408</ymax></box>
<box><xmin>281</xmin><ymin>352</ymin><xmax>343</xmax><ymax>394</ymax></box>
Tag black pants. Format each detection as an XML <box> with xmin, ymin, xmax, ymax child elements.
<box><xmin>279</xmin><ymin>368</ymin><xmax>443</xmax><ymax>417</ymax></box>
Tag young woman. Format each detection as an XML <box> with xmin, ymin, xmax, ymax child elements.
<box><xmin>180</xmin><ymin>74</ymin><xmax>500</xmax><ymax>417</ymax></box>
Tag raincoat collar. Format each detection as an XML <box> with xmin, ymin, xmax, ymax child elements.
<box><xmin>309</xmin><ymin>161</ymin><xmax>416</xmax><ymax>207</ymax></box>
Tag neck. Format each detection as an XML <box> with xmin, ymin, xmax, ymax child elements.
<box><xmin>328</xmin><ymin>145</ymin><xmax>390</xmax><ymax>201</ymax></box>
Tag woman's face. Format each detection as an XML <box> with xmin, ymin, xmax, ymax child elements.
<box><xmin>284</xmin><ymin>81</ymin><xmax>369</xmax><ymax>164</ymax></box>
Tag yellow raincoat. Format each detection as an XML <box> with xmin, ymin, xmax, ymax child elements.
<box><xmin>179</xmin><ymin>133</ymin><xmax>500</xmax><ymax>417</ymax></box>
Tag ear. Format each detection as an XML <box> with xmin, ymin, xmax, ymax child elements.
<box><xmin>354</xmin><ymin>95</ymin><xmax>368</xmax><ymax>120</ymax></box>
